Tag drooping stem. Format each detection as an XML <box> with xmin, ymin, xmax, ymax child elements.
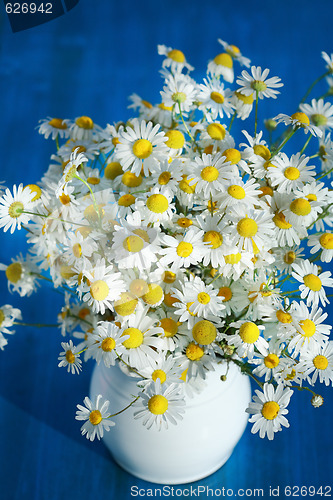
<box><xmin>14</xmin><ymin>321</ymin><xmax>59</xmax><ymax>328</ymax></box>
<box><xmin>108</xmin><ymin>396</ymin><xmax>140</xmax><ymax>418</ymax></box>
<box><xmin>178</xmin><ymin>102</ymin><xmax>195</xmax><ymax>142</ymax></box>
<box><xmin>228</xmin><ymin>111</ymin><xmax>236</xmax><ymax>132</ymax></box>
<box><xmin>272</xmin><ymin>128</ymin><xmax>297</xmax><ymax>157</ymax></box>
<box><xmin>254</xmin><ymin>90</ymin><xmax>259</xmax><ymax>137</ymax></box>
<box><xmin>300</xmin><ymin>70</ymin><xmax>331</xmax><ymax>104</ymax></box>
<box><xmin>299</xmin><ymin>134</ymin><xmax>312</xmax><ymax>155</ymax></box>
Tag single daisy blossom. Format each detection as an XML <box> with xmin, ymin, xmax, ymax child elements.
<box><xmin>76</xmin><ymin>394</ymin><xmax>115</xmax><ymax>441</ymax></box>
<box><xmin>292</xmin><ymin>260</ymin><xmax>333</xmax><ymax>307</ymax></box>
<box><xmin>0</xmin><ymin>184</ymin><xmax>35</xmax><ymax>233</ymax></box>
<box><xmin>237</xmin><ymin>66</ymin><xmax>283</xmax><ymax>99</ymax></box>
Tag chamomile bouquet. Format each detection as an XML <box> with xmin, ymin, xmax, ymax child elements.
<box><xmin>1</xmin><ymin>40</ymin><xmax>333</xmax><ymax>442</ymax></box>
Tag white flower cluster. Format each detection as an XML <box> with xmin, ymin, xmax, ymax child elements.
<box><xmin>1</xmin><ymin>42</ymin><xmax>333</xmax><ymax>441</ymax></box>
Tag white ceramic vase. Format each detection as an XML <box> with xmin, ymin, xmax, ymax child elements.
<box><xmin>90</xmin><ymin>359</ymin><xmax>251</xmax><ymax>484</ymax></box>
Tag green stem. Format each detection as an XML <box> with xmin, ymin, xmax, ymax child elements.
<box><xmin>316</xmin><ymin>165</ymin><xmax>333</xmax><ymax>181</ymax></box>
<box><xmin>108</xmin><ymin>396</ymin><xmax>140</xmax><ymax>418</ymax></box>
<box><xmin>300</xmin><ymin>70</ymin><xmax>331</xmax><ymax>104</ymax></box>
<box><xmin>55</xmin><ymin>135</ymin><xmax>60</xmax><ymax>151</ymax></box>
<box><xmin>116</xmin><ymin>353</ymin><xmax>145</xmax><ymax>379</ymax></box>
<box><xmin>178</xmin><ymin>102</ymin><xmax>195</xmax><ymax>142</ymax></box>
<box><xmin>282</xmin><ymin>289</ymin><xmax>300</xmax><ymax>295</ymax></box>
<box><xmin>254</xmin><ymin>90</ymin><xmax>259</xmax><ymax>137</ymax></box>
<box><xmin>228</xmin><ymin>111</ymin><xmax>236</xmax><ymax>132</ymax></box>
<box><xmin>14</xmin><ymin>321</ymin><xmax>59</xmax><ymax>328</ymax></box>
<box><xmin>272</xmin><ymin>128</ymin><xmax>297</xmax><ymax>157</ymax></box>
<box><xmin>299</xmin><ymin>134</ymin><xmax>312</xmax><ymax>155</ymax></box>
<box><xmin>74</xmin><ymin>174</ymin><xmax>102</xmax><ymax>226</ymax></box>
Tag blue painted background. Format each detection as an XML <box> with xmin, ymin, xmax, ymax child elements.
<box><xmin>0</xmin><ymin>0</ymin><xmax>332</xmax><ymax>498</ymax></box>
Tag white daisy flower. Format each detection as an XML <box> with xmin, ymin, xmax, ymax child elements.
<box><xmin>250</xmin><ymin>341</ymin><xmax>291</xmax><ymax>382</ymax></box>
<box><xmin>273</xmin><ymin>112</ymin><xmax>322</xmax><ymax>137</ymax></box>
<box><xmin>308</xmin><ymin>231</ymin><xmax>333</xmax><ymax>263</ymax></box>
<box><xmin>270</xmin><ymin>193</ymin><xmax>307</xmax><ymax>247</ymax></box>
<box><xmin>0</xmin><ymin>184</ymin><xmax>35</xmax><ymax>233</ymax></box>
<box><xmin>218</xmin><ymin>177</ymin><xmax>262</xmax><ymax>210</ymax></box>
<box><xmin>135</xmin><ymin>187</ymin><xmax>175</xmax><ymax>225</ymax></box>
<box><xmin>217</xmin><ymin>39</ymin><xmax>251</xmax><ymax>67</ymax></box>
<box><xmin>268</xmin><ymin>153</ymin><xmax>316</xmax><ymax>194</ymax></box>
<box><xmin>273</xmin><ymin>245</ymin><xmax>305</xmax><ymax>275</ymax></box>
<box><xmin>69</xmin><ymin>116</ymin><xmax>102</xmax><ymax>141</ymax></box>
<box><xmin>0</xmin><ymin>304</ymin><xmax>21</xmax><ymax>336</ymax></box>
<box><xmin>229</xmin><ymin>91</ymin><xmax>254</xmax><ymax>120</ymax></box>
<box><xmin>114</xmin><ymin>119</ymin><xmax>168</xmax><ymax>176</ymax></box>
<box><xmin>213</xmin><ymin>277</ymin><xmax>249</xmax><ymax>316</ymax></box>
<box><xmin>56</xmin><ymin>148</ymin><xmax>88</xmax><ymax>196</ymax></box>
<box><xmin>197</xmin><ymin>77</ymin><xmax>233</xmax><ymax>120</ymax></box>
<box><xmin>155</xmin><ymin>310</ymin><xmax>188</xmax><ymax>352</ymax></box>
<box><xmin>207</xmin><ymin>52</ymin><xmax>234</xmax><ymax>83</ymax></box>
<box><xmin>160</xmin><ymin>227</ymin><xmax>207</xmax><ymax>270</ymax></box>
<box><xmin>63</xmin><ymin>230</ymin><xmax>98</xmax><ymax>266</ymax></box>
<box><xmin>157</xmin><ymin>44</ymin><xmax>194</xmax><ymax>73</ymax></box>
<box><xmin>246</xmin><ymin>383</ymin><xmax>293</xmax><ymax>440</ymax></box>
<box><xmin>177</xmin><ymin>341</ymin><xmax>216</xmax><ymax>381</ymax></box>
<box><xmin>292</xmin><ymin>259</ymin><xmax>333</xmax><ymax>307</ymax></box>
<box><xmin>225</xmin><ymin>207</ymin><xmax>276</xmax><ymax>253</ymax></box>
<box><xmin>299</xmin><ymin>341</ymin><xmax>333</xmax><ymax>386</ymax></box>
<box><xmin>300</xmin><ymin>98</ymin><xmax>333</xmax><ymax>132</ymax></box>
<box><xmin>293</xmin><ymin>182</ymin><xmax>329</xmax><ymax>232</ymax></box>
<box><xmin>321</xmin><ymin>51</ymin><xmax>333</xmax><ymax>72</ymax></box>
<box><xmin>189</xmin><ymin>152</ymin><xmax>235</xmax><ymax>198</ymax></box>
<box><xmin>282</xmin><ymin>195</ymin><xmax>322</xmax><ymax>229</ymax></box>
<box><xmin>86</xmin><ymin>322</ymin><xmax>129</xmax><ymax>367</ymax></box>
<box><xmin>76</xmin><ymin>394</ymin><xmax>115</xmax><ymax>441</ymax></box>
<box><xmin>319</xmin><ymin>133</ymin><xmax>333</xmax><ymax>178</ymax></box>
<box><xmin>138</xmin><ymin>354</ymin><xmax>184</xmax><ymax>389</ymax></box>
<box><xmin>81</xmin><ymin>258</ymin><xmax>126</xmax><ymax>314</ymax></box>
<box><xmin>145</xmin><ymin>158</ymin><xmax>183</xmax><ymax>196</ymax></box>
<box><xmin>128</xmin><ymin>93</ymin><xmax>155</xmax><ymax>121</ymax></box>
<box><xmin>119</xmin><ymin>306</ymin><xmax>165</xmax><ymax>370</ymax></box>
<box><xmin>58</xmin><ymin>340</ymin><xmax>82</xmax><ymax>374</ymax></box>
<box><xmin>225</xmin><ymin>320</ymin><xmax>268</xmax><ymax>359</ymax></box>
<box><xmin>220</xmin><ymin>249</ymin><xmax>254</xmax><ymax>280</ymax></box>
<box><xmin>288</xmin><ymin>302</ymin><xmax>331</xmax><ymax>356</ymax></box>
<box><xmin>0</xmin><ymin>254</ymin><xmax>39</xmax><ymax>297</ymax></box>
<box><xmin>37</xmin><ymin>117</ymin><xmax>71</xmax><ymax>140</ymax></box>
<box><xmin>196</xmin><ymin>214</ymin><xmax>231</xmax><ymax>269</ymax></box>
<box><xmin>160</xmin><ymin>73</ymin><xmax>198</xmax><ymax>114</ymax></box>
<box><xmin>236</xmin><ymin>66</ymin><xmax>283</xmax><ymax>99</ymax></box>
<box><xmin>134</xmin><ymin>380</ymin><xmax>185</xmax><ymax>430</ymax></box>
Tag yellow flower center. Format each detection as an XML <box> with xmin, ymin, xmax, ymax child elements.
<box><xmin>104</xmin><ymin>162</ymin><xmax>123</xmax><ymax>180</ymax></box>
<box><xmin>253</xmin><ymin>145</ymin><xmax>271</xmax><ymax>160</ymax></box>
<box><xmin>186</xmin><ymin>342</ymin><xmax>205</xmax><ymax>361</ymax></box>
<box><xmin>8</xmin><ymin>201</ymin><xmax>24</xmax><ymax>219</ymax></box>
<box><xmin>197</xmin><ymin>292</ymin><xmax>211</xmax><ymax>304</ymax></box>
<box><xmin>290</xmin><ymin>198</ymin><xmax>311</xmax><ymax>216</ymax></box>
<box><xmin>228</xmin><ymin>44</ymin><xmax>240</xmax><ymax>55</ymax></box>
<box><xmin>59</xmin><ymin>193</ymin><xmax>71</xmax><ymax>205</ymax></box>
<box><xmin>303</xmin><ymin>274</ymin><xmax>322</xmax><ymax>292</ymax></box>
<box><xmin>237</xmin><ymin>217</ymin><xmax>258</xmax><ymax>237</ymax></box>
<box><xmin>206</xmin><ymin>123</ymin><xmax>226</xmax><ymax>141</ymax></box>
<box><xmin>159</xmin><ymin>103</ymin><xmax>173</xmax><ymax>111</ymax></box>
<box><xmin>123</xmin><ymin>235</ymin><xmax>144</xmax><ymax>253</ymax></box>
<box><xmin>210</xmin><ymin>91</ymin><xmax>225</xmax><ymax>104</ymax></box>
<box><xmin>60</xmin><ymin>265</ymin><xmax>75</xmax><ymax>280</ymax></box>
<box><xmin>0</xmin><ymin>310</ymin><xmax>4</xmax><ymax>326</ymax></box>
<box><xmin>239</xmin><ymin>322</ymin><xmax>260</xmax><ymax>343</ymax></box>
<box><xmin>101</xmin><ymin>337</ymin><xmax>116</xmax><ymax>352</ymax></box>
<box><xmin>133</xmin><ymin>228</ymin><xmax>150</xmax><ymax>242</ymax></box>
<box><xmin>146</xmin><ymin>194</ymin><xmax>169</xmax><ymax>213</ymax></box>
<box><xmin>320</xmin><ymin>233</ymin><xmax>333</xmax><ymax>249</ymax></box>
<box><xmin>87</xmin><ymin>176</ymin><xmax>100</xmax><ymax>185</ymax></box>
<box><xmin>284</xmin><ymin>251</ymin><xmax>296</xmax><ymax>264</ymax></box>
<box><xmin>313</xmin><ymin>355</ymin><xmax>328</xmax><ymax>370</ymax></box>
<box><xmin>213</xmin><ymin>53</ymin><xmax>233</xmax><ymax>68</ymax></box>
<box><xmin>24</xmin><ymin>184</ymin><xmax>42</xmax><ymax>202</ymax></box>
<box><xmin>224</xmin><ymin>253</ymin><xmax>241</xmax><ymax>264</ymax></box>
<box><xmin>172</xmin><ymin>92</ymin><xmax>187</xmax><ymax>104</ymax></box>
<box><xmin>259</xmin><ymin>186</ymin><xmax>273</xmax><ymax>197</ymax></box>
<box><xmin>203</xmin><ymin>230</ymin><xmax>223</xmax><ymax>249</ymax></box>
<box><xmin>118</xmin><ymin>194</ymin><xmax>136</xmax><ymax>207</ymax></box>
<box><xmin>90</xmin><ymin>280</ymin><xmax>109</xmax><ymax>301</ymax></box>
<box><xmin>129</xmin><ymin>279</ymin><xmax>149</xmax><ymax>297</ymax></box>
<box><xmin>132</xmin><ymin>139</ymin><xmax>153</xmax><ymax>159</ymax></box>
<box><xmin>177</xmin><ymin>217</ymin><xmax>192</xmax><ymax>228</ymax></box>
<box><xmin>192</xmin><ymin>320</ymin><xmax>217</xmax><ymax>345</ymax></box>
<box><xmin>168</xmin><ymin>49</ymin><xmax>185</xmax><ymax>63</ymax></box>
<box><xmin>114</xmin><ymin>292</ymin><xmax>138</xmax><ymax>316</ymax></box>
<box><xmin>218</xmin><ymin>286</ymin><xmax>232</xmax><ymax>301</ymax></box>
<box><xmin>78</xmin><ymin>307</ymin><xmax>90</xmax><ymax>319</ymax></box>
<box><xmin>264</xmin><ymin>354</ymin><xmax>280</xmax><ymax>369</ymax></box>
<box><xmin>299</xmin><ymin>319</ymin><xmax>316</xmax><ymax>337</ymax></box>
<box><xmin>89</xmin><ymin>409</ymin><xmax>102</xmax><ymax>425</ymax></box>
<box><xmin>201</xmin><ymin>166</ymin><xmax>219</xmax><ymax>182</ymax></box>
<box><xmin>76</xmin><ymin>116</ymin><xmax>94</xmax><ymax>129</ymax></box>
<box><xmin>65</xmin><ymin>350</ymin><xmax>75</xmax><ymax>364</ymax></box>
<box><xmin>235</xmin><ymin>91</ymin><xmax>254</xmax><ymax>105</ymax></box>
<box><xmin>152</xmin><ymin>369</ymin><xmax>167</xmax><ymax>384</ymax></box>
<box><xmin>227</xmin><ymin>185</ymin><xmax>246</xmax><ymax>200</ymax></box>
<box><xmin>142</xmin><ymin>283</ymin><xmax>164</xmax><ymax>305</ymax></box>
<box><xmin>5</xmin><ymin>262</ymin><xmax>22</xmax><ymax>283</ymax></box>
<box><xmin>48</xmin><ymin>118</ymin><xmax>67</xmax><ymax>129</ymax></box>
<box><xmin>273</xmin><ymin>211</ymin><xmax>292</xmax><ymax>229</ymax></box>
<box><xmin>162</xmin><ymin>271</ymin><xmax>176</xmax><ymax>284</ymax></box>
<box><xmin>291</xmin><ymin>112</ymin><xmax>310</xmax><ymax>126</ymax></box>
<box><xmin>165</xmin><ymin>130</ymin><xmax>185</xmax><ymax>149</ymax></box>
<box><xmin>306</xmin><ymin>193</ymin><xmax>317</xmax><ymax>202</ymax></box>
<box><xmin>148</xmin><ymin>395</ymin><xmax>168</xmax><ymax>415</ymax></box>
<box><xmin>251</xmin><ymin>80</ymin><xmax>267</xmax><ymax>92</ymax></box>
<box><xmin>159</xmin><ymin>318</ymin><xmax>178</xmax><ymax>338</ymax></box>
<box><xmin>122</xmin><ymin>172</ymin><xmax>143</xmax><ymax>187</ymax></box>
<box><xmin>72</xmin><ymin>243</ymin><xmax>82</xmax><ymax>258</ymax></box>
<box><xmin>84</xmin><ymin>204</ymin><xmax>105</xmax><ymax>223</ymax></box>
<box><xmin>164</xmin><ymin>293</ymin><xmax>178</xmax><ymax>307</ymax></box>
<box><xmin>311</xmin><ymin>113</ymin><xmax>327</xmax><ymax>127</ymax></box>
<box><xmin>284</xmin><ymin>167</ymin><xmax>300</xmax><ymax>180</ymax></box>
<box><xmin>223</xmin><ymin>148</ymin><xmax>241</xmax><ymax>164</ymax></box>
<box><xmin>179</xmin><ymin>175</ymin><xmax>196</xmax><ymax>194</ymax></box>
<box><xmin>261</xmin><ymin>401</ymin><xmax>280</xmax><ymax>420</ymax></box>
<box><xmin>177</xmin><ymin>241</ymin><xmax>193</xmax><ymax>257</ymax></box>
<box><xmin>276</xmin><ymin>310</ymin><xmax>292</xmax><ymax>323</ymax></box>
<box><xmin>158</xmin><ymin>171</ymin><xmax>171</xmax><ymax>185</ymax></box>
<box><xmin>122</xmin><ymin>328</ymin><xmax>143</xmax><ymax>348</ymax></box>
